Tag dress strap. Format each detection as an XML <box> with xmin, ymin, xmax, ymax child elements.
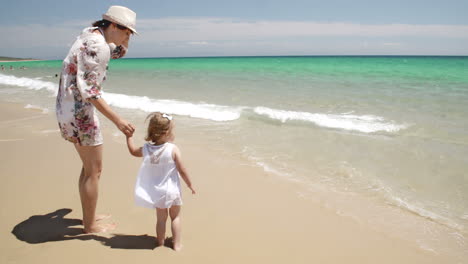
<box><xmin>142</xmin><ymin>143</ymin><xmax>149</xmax><ymax>157</ymax></box>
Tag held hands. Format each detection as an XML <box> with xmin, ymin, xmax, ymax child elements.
<box><xmin>116</xmin><ymin>118</ymin><xmax>135</xmax><ymax>137</ymax></box>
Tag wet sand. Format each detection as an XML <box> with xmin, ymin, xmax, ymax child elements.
<box><xmin>0</xmin><ymin>102</ymin><xmax>452</xmax><ymax>263</ymax></box>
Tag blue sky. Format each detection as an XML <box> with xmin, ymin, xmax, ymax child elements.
<box><xmin>1</xmin><ymin>0</ymin><xmax>467</xmax><ymax>59</ymax></box>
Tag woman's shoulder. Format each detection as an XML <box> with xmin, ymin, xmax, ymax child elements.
<box><xmin>77</xmin><ymin>28</ymin><xmax>110</xmax><ymax>59</ymax></box>
<box><xmin>80</xmin><ymin>27</ymin><xmax>101</xmax><ymax>38</ymax></box>
<box><xmin>79</xmin><ymin>28</ymin><xmax>108</xmax><ymax>47</ymax></box>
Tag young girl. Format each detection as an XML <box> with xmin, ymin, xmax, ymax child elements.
<box><xmin>126</xmin><ymin>112</ymin><xmax>196</xmax><ymax>251</ymax></box>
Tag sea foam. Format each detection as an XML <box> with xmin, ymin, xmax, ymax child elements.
<box><xmin>254</xmin><ymin>106</ymin><xmax>406</xmax><ymax>133</ymax></box>
<box><xmin>103</xmin><ymin>92</ymin><xmax>243</xmax><ymax>121</ymax></box>
<box><xmin>1</xmin><ymin>73</ymin><xmax>407</xmax><ymax>133</ymax></box>
<box><xmin>24</xmin><ymin>104</ymin><xmax>49</xmax><ymax>114</ymax></box>
<box><xmin>0</xmin><ymin>73</ymin><xmax>57</xmax><ymax>93</ymax></box>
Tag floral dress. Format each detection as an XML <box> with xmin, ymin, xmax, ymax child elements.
<box><xmin>56</xmin><ymin>27</ymin><xmax>125</xmax><ymax>146</ymax></box>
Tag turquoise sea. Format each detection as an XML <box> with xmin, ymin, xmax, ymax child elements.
<box><xmin>1</xmin><ymin>56</ymin><xmax>468</xmax><ymax>260</ymax></box>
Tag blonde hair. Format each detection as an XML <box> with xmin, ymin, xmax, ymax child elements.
<box><xmin>145</xmin><ymin>112</ymin><xmax>172</xmax><ymax>143</ymax></box>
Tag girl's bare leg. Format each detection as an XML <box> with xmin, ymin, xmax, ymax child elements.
<box><xmin>74</xmin><ymin>143</ymin><xmax>115</xmax><ymax>233</ymax></box>
<box><xmin>156</xmin><ymin>208</ymin><xmax>168</xmax><ymax>246</ymax></box>
<box><xmin>169</xmin><ymin>205</ymin><xmax>182</xmax><ymax>251</ymax></box>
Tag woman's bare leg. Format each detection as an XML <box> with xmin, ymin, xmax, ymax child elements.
<box><xmin>169</xmin><ymin>205</ymin><xmax>182</xmax><ymax>251</ymax></box>
<box><xmin>156</xmin><ymin>208</ymin><xmax>168</xmax><ymax>246</ymax></box>
<box><xmin>74</xmin><ymin>143</ymin><xmax>115</xmax><ymax>233</ymax></box>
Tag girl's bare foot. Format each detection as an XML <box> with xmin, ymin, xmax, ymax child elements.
<box><xmin>84</xmin><ymin>223</ymin><xmax>117</xmax><ymax>234</ymax></box>
<box><xmin>173</xmin><ymin>244</ymin><xmax>183</xmax><ymax>252</ymax></box>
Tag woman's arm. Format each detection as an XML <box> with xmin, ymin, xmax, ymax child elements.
<box><xmin>90</xmin><ymin>98</ymin><xmax>135</xmax><ymax>137</ymax></box>
<box><xmin>126</xmin><ymin>135</ymin><xmax>143</xmax><ymax>157</ymax></box>
<box><xmin>173</xmin><ymin>145</ymin><xmax>196</xmax><ymax>194</ymax></box>
<box><xmin>75</xmin><ymin>36</ymin><xmax>135</xmax><ymax>137</ymax></box>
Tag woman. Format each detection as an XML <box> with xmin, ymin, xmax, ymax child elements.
<box><xmin>56</xmin><ymin>5</ymin><xmax>138</xmax><ymax>233</ymax></box>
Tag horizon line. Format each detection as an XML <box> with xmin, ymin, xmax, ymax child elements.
<box><xmin>2</xmin><ymin>54</ymin><xmax>468</xmax><ymax>62</ymax></box>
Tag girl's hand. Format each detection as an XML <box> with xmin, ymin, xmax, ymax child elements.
<box><xmin>126</xmin><ymin>136</ymin><xmax>143</xmax><ymax>157</ymax></box>
<box><xmin>189</xmin><ymin>186</ymin><xmax>196</xmax><ymax>195</ymax></box>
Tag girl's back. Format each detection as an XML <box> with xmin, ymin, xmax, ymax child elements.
<box><xmin>135</xmin><ymin>142</ymin><xmax>182</xmax><ymax>209</ymax></box>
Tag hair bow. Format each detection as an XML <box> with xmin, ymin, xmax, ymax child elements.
<box><xmin>162</xmin><ymin>113</ymin><xmax>173</xmax><ymax>121</ymax></box>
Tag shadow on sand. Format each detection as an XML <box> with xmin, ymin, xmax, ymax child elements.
<box><xmin>11</xmin><ymin>208</ymin><xmax>158</xmax><ymax>250</ymax></box>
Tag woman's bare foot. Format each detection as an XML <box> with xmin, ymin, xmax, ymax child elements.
<box><xmin>156</xmin><ymin>237</ymin><xmax>165</xmax><ymax>247</ymax></box>
<box><xmin>84</xmin><ymin>223</ymin><xmax>117</xmax><ymax>234</ymax></box>
<box><xmin>95</xmin><ymin>214</ymin><xmax>111</xmax><ymax>222</ymax></box>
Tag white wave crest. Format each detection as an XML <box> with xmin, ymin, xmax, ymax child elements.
<box><xmin>0</xmin><ymin>73</ymin><xmax>243</xmax><ymax>122</ymax></box>
<box><xmin>254</xmin><ymin>106</ymin><xmax>406</xmax><ymax>133</ymax></box>
<box><xmin>1</xmin><ymin>73</ymin><xmax>407</xmax><ymax>132</ymax></box>
<box><xmin>24</xmin><ymin>104</ymin><xmax>49</xmax><ymax>113</ymax></box>
<box><xmin>103</xmin><ymin>92</ymin><xmax>243</xmax><ymax>122</ymax></box>
<box><xmin>388</xmin><ymin>195</ymin><xmax>464</xmax><ymax>231</ymax></box>
<box><xmin>0</xmin><ymin>73</ymin><xmax>57</xmax><ymax>93</ymax></box>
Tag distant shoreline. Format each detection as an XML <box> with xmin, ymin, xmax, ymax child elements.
<box><xmin>0</xmin><ymin>59</ymin><xmax>41</xmax><ymax>63</ymax></box>
<box><xmin>2</xmin><ymin>55</ymin><xmax>468</xmax><ymax>62</ymax></box>
<box><xmin>124</xmin><ymin>55</ymin><xmax>468</xmax><ymax>60</ymax></box>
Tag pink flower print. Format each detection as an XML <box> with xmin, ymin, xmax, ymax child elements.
<box><xmin>86</xmin><ymin>86</ymin><xmax>101</xmax><ymax>98</ymax></box>
<box><xmin>81</xmin><ymin>41</ymin><xmax>97</xmax><ymax>58</ymax></box>
<box><xmin>84</xmin><ymin>71</ymin><xmax>98</xmax><ymax>85</ymax></box>
<box><xmin>80</xmin><ymin>122</ymin><xmax>95</xmax><ymax>132</ymax></box>
<box><xmin>65</xmin><ymin>63</ymin><xmax>77</xmax><ymax>74</ymax></box>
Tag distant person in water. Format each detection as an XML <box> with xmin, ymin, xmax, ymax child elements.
<box><xmin>55</xmin><ymin>5</ymin><xmax>138</xmax><ymax>234</ymax></box>
<box><xmin>1</xmin><ymin>65</ymin><xmax>4</xmax><ymax>70</ymax></box>
<box><xmin>9</xmin><ymin>66</ymin><xmax>13</xmax><ymax>70</ymax></box>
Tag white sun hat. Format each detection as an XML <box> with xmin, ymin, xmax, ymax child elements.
<box><xmin>102</xmin><ymin>5</ymin><xmax>138</xmax><ymax>35</ymax></box>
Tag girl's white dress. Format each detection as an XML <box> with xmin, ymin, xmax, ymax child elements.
<box><xmin>135</xmin><ymin>142</ymin><xmax>183</xmax><ymax>209</ymax></box>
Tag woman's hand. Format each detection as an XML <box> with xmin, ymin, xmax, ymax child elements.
<box><xmin>116</xmin><ymin>118</ymin><xmax>135</xmax><ymax>137</ymax></box>
<box><xmin>89</xmin><ymin>98</ymin><xmax>134</xmax><ymax>137</ymax></box>
<box><xmin>111</xmin><ymin>45</ymin><xmax>128</xmax><ymax>59</ymax></box>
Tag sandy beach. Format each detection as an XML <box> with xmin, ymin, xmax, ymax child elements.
<box><xmin>0</xmin><ymin>102</ymin><xmax>455</xmax><ymax>264</ymax></box>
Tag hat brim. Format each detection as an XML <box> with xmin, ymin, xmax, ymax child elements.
<box><xmin>102</xmin><ymin>14</ymin><xmax>139</xmax><ymax>35</ymax></box>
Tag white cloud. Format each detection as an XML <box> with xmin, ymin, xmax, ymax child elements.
<box><xmin>135</xmin><ymin>18</ymin><xmax>468</xmax><ymax>42</ymax></box>
<box><xmin>382</xmin><ymin>42</ymin><xmax>402</xmax><ymax>46</ymax></box>
<box><xmin>1</xmin><ymin>17</ymin><xmax>467</xmax><ymax>58</ymax></box>
<box><xmin>187</xmin><ymin>41</ymin><xmax>210</xmax><ymax>45</ymax></box>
